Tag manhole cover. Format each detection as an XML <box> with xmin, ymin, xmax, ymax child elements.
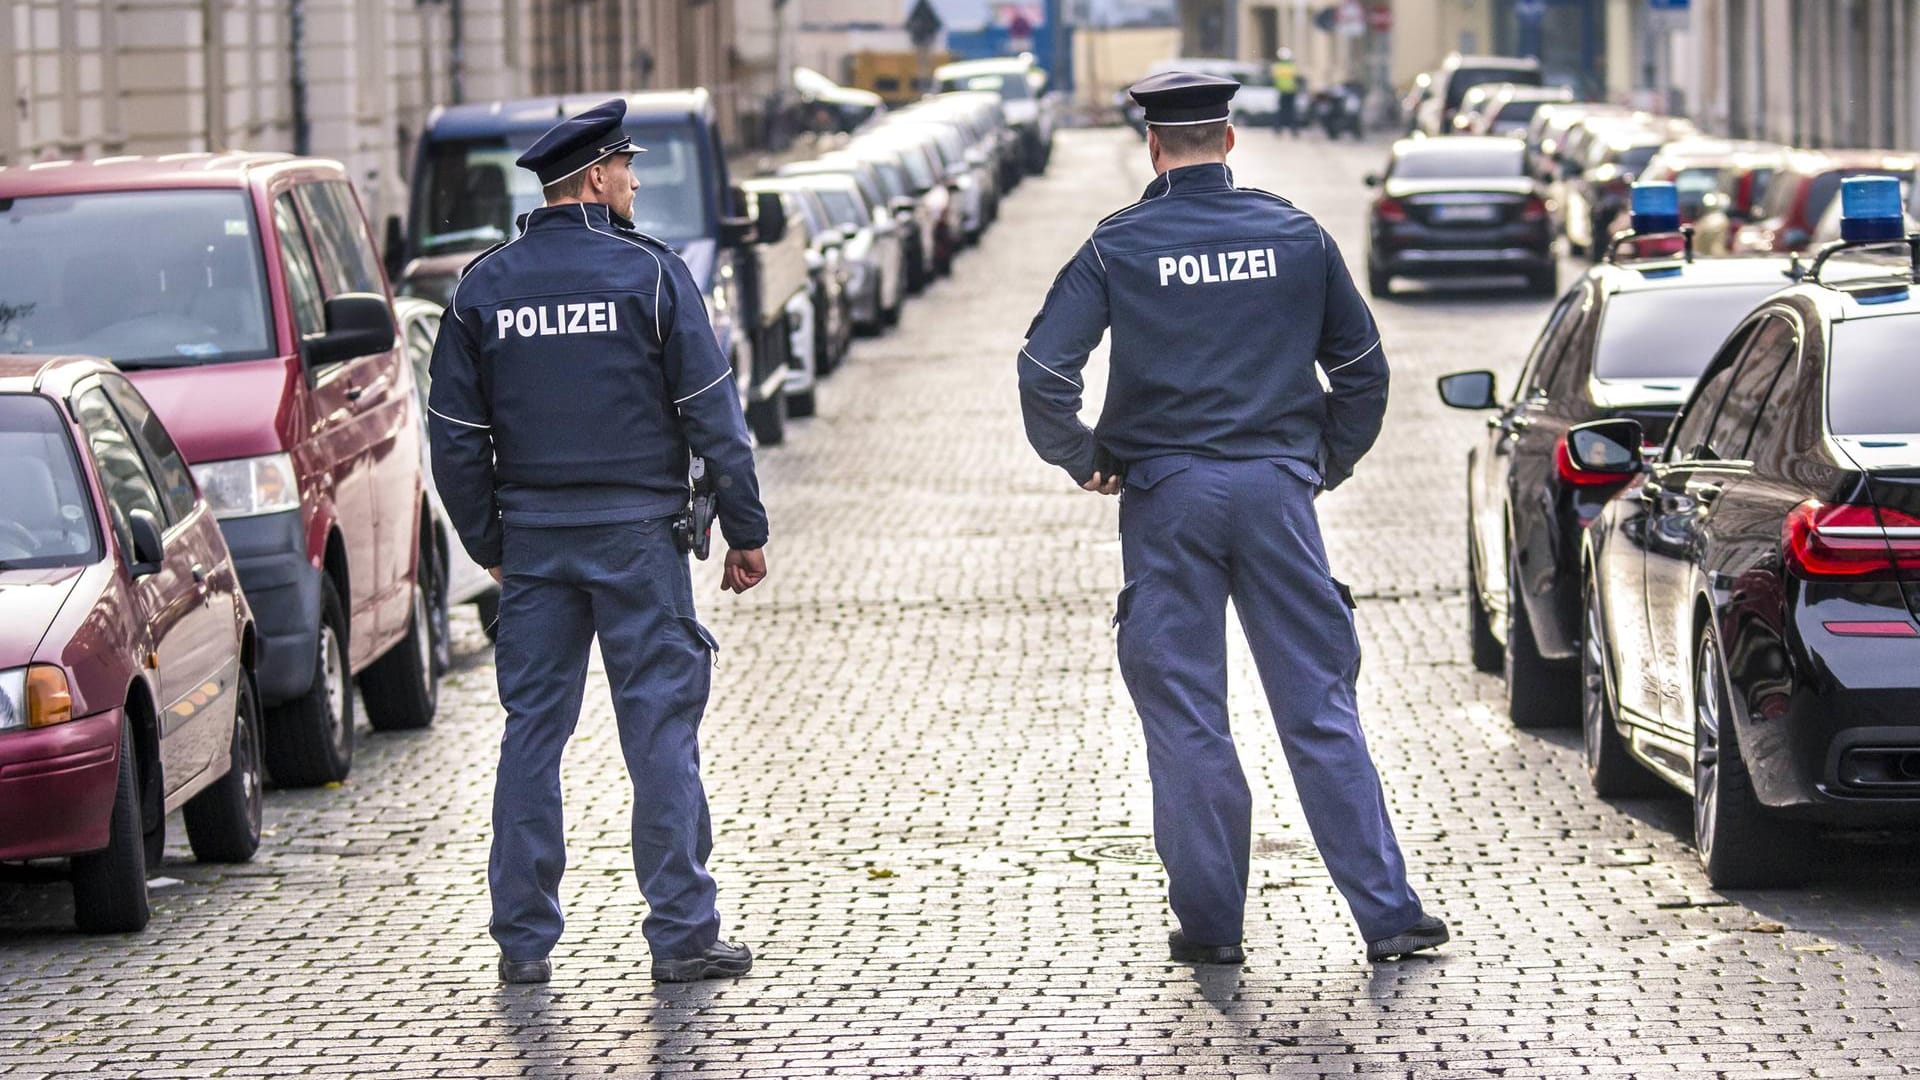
<box><xmin>1070</xmin><ymin>836</ymin><xmax>1314</xmax><ymax>865</ymax></box>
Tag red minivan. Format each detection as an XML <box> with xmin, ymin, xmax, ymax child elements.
<box><xmin>1</xmin><ymin>355</ymin><xmax>262</xmax><ymax>932</ymax></box>
<box><xmin>0</xmin><ymin>154</ymin><xmax>439</xmax><ymax>786</ymax></box>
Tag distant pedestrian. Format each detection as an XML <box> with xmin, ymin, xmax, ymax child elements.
<box><xmin>1016</xmin><ymin>71</ymin><xmax>1449</xmax><ymax>965</ymax></box>
<box><xmin>1272</xmin><ymin>49</ymin><xmax>1301</xmax><ymax>136</ymax></box>
<box><xmin>428</xmin><ymin>98</ymin><xmax>767</xmax><ymax>986</ymax></box>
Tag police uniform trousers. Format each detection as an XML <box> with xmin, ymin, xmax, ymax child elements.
<box><xmin>489</xmin><ymin>517</ymin><xmax>722</xmax><ymax>963</ymax></box>
<box><xmin>1114</xmin><ymin>455</ymin><xmax>1422</xmax><ymax>945</ymax></box>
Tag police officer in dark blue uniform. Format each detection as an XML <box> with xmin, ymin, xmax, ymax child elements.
<box><xmin>428</xmin><ymin>99</ymin><xmax>767</xmax><ymax>985</ymax></box>
<box><xmin>1018</xmin><ymin>72</ymin><xmax>1450</xmax><ymax>965</ymax></box>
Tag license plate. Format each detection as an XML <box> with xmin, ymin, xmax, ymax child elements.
<box><xmin>1431</xmin><ymin>204</ymin><xmax>1500</xmax><ymax>224</ymax></box>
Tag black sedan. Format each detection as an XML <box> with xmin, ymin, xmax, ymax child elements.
<box><xmin>1440</xmin><ymin>256</ymin><xmax>1805</xmax><ymax>728</ymax></box>
<box><xmin>1365</xmin><ymin>136</ymin><xmax>1556</xmax><ymax>297</ymax></box>
<box><xmin>1576</xmin><ymin>259</ymin><xmax>1920</xmax><ymax>886</ymax></box>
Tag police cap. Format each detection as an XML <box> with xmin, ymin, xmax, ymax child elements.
<box><xmin>1128</xmin><ymin>71</ymin><xmax>1239</xmax><ymax>126</ymax></box>
<box><xmin>515</xmin><ymin>98</ymin><xmax>643</xmax><ymax>186</ymax></box>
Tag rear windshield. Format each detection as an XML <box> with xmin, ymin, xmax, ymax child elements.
<box><xmin>1617</xmin><ymin>145</ymin><xmax>1660</xmax><ymax>175</ymax></box>
<box><xmin>1447</xmin><ymin>67</ymin><xmax>1539</xmax><ymax>108</ymax></box>
<box><xmin>1829</xmin><ymin>317</ymin><xmax>1920</xmax><ymax>435</ymax></box>
<box><xmin>1593</xmin><ymin>284</ymin><xmax>1787</xmax><ymax>379</ymax></box>
<box><xmin>1491</xmin><ymin>100</ymin><xmax>1545</xmax><ymax>132</ymax></box>
<box><xmin>1393</xmin><ymin>144</ymin><xmax>1525</xmax><ymax>179</ymax></box>
<box><xmin>0</xmin><ymin>190</ymin><xmax>274</xmax><ymax>367</ymax></box>
<box><xmin>1674</xmin><ymin>166</ymin><xmax>1723</xmax><ymax>213</ymax></box>
<box><xmin>416</xmin><ymin>122</ymin><xmax>712</xmax><ymax>254</ymax></box>
<box><xmin>0</xmin><ymin>393</ymin><xmax>100</xmax><ymax>570</ymax></box>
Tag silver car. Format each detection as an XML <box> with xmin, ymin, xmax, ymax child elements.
<box><xmin>781</xmin><ymin>172</ymin><xmax>904</xmax><ymax>333</ymax></box>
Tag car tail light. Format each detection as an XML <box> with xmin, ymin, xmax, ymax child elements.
<box><xmin>1554</xmin><ymin>435</ymin><xmax>1637</xmax><ymax>487</ymax></box>
<box><xmin>1783</xmin><ymin>500</ymin><xmax>1920</xmax><ymax>579</ymax></box>
<box><xmin>1520</xmin><ymin>196</ymin><xmax>1549</xmax><ymax>222</ymax></box>
<box><xmin>1375</xmin><ymin>198</ymin><xmax>1408</xmax><ymax>223</ymax></box>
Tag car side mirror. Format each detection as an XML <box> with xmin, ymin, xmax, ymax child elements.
<box><xmin>1437</xmin><ymin>370</ymin><xmax>1499</xmax><ymax>410</ymax></box>
<box><xmin>720</xmin><ymin>215</ymin><xmax>757</xmax><ymax>248</ymax></box>
<box><xmin>753</xmin><ymin>191</ymin><xmax>790</xmax><ymax>245</ymax></box>
<box><xmin>128</xmin><ymin>509</ymin><xmax>165</xmax><ymax>576</ymax></box>
<box><xmin>383</xmin><ymin>215</ymin><xmax>407</xmax><ymax>279</ymax></box>
<box><xmin>1364</xmin><ymin>173</ymin><xmax>1381</xmax><ymax>188</ymax></box>
<box><xmin>1566</xmin><ymin>419</ymin><xmax>1646</xmax><ymax>475</ymax></box>
<box><xmin>306</xmin><ymin>293</ymin><xmax>396</xmax><ymax>369</ymax></box>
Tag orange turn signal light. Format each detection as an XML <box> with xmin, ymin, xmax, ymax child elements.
<box><xmin>26</xmin><ymin>665</ymin><xmax>73</xmax><ymax>728</ymax></box>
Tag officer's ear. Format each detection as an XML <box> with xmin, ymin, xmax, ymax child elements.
<box><xmin>1224</xmin><ymin>124</ymin><xmax>1236</xmax><ymax>157</ymax></box>
<box><xmin>1146</xmin><ymin>127</ymin><xmax>1161</xmax><ymax>169</ymax></box>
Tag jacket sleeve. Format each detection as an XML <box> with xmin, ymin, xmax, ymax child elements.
<box><xmin>426</xmin><ymin>306</ymin><xmax>503</xmax><ymax>567</ymax></box>
<box><xmin>659</xmin><ymin>254</ymin><xmax>769</xmax><ymax>550</ymax></box>
<box><xmin>1017</xmin><ymin>239</ymin><xmax>1109</xmax><ymax>485</ymax></box>
<box><xmin>1315</xmin><ymin>229</ymin><xmax>1390</xmax><ymax>490</ymax></box>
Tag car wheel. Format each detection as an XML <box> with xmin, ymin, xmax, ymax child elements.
<box><xmin>183</xmin><ymin>668</ymin><xmax>265</xmax><ymax>862</ymax></box>
<box><xmin>1367</xmin><ymin>262</ymin><xmax>1393</xmax><ymax>298</ymax></box>
<box><xmin>748</xmin><ymin>379</ymin><xmax>788</xmax><ymax>446</ymax></box>
<box><xmin>422</xmin><ymin>541</ymin><xmax>451</xmax><ymax>678</ymax></box>
<box><xmin>264</xmin><ymin>577</ymin><xmax>354</xmax><ymax>786</ymax></box>
<box><xmin>71</xmin><ymin>722</ymin><xmax>150</xmax><ymax>933</ymax></box>
<box><xmin>1582</xmin><ymin>579</ymin><xmax>1661</xmax><ymax>796</ymax></box>
<box><xmin>1693</xmin><ymin>624</ymin><xmax>1810</xmax><ymax>888</ymax></box>
<box><xmin>1505</xmin><ymin>549</ymin><xmax>1578</xmax><ymax>729</ymax></box>
<box><xmin>787</xmin><ymin>386</ymin><xmax>817</xmax><ymax>419</ymax></box>
<box><xmin>476</xmin><ymin>587</ymin><xmax>501</xmax><ymax>643</ymax></box>
<box><xmin>882</xmin><ymin>287</ymin><xmax>903</xmax><ymax>327</ymax></box>
<box><xmin>362</xmin><ymin>578</ymin><xmax>439</xmax><ymax>731</ymax></box>
<box><xmin>1466</xmin><ymin>525</ymin><xmax>1503</xmax><ymax>674</ymax></box>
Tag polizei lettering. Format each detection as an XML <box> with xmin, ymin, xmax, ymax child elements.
<box><xmin>495</xmin><ymin>301</ymin><xmax>620</xmax><ymax>339</ymax></box>
<box><xmin>1156</xmin><ymin>248</ymin><xmax>1279</xmax><ymax>287</ymax></box>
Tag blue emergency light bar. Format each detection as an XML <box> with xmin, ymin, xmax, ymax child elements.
<box><xmin>1629</xmin><ymin>182</ymin><xmax>1681</xmax><ymax>235</ymax></box>
<box><xmin>1840</xmin><ymin>176</ymin><xmax>1905</xmax><ymax>243</ymax></box>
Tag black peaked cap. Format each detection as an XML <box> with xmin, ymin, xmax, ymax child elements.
<box><xmin>1128</xmin><ymin>71</ymin><xmax>1240</xmax><ymax>125</ymax></box>
<box><xmin>515</xmin><ymin>98</ymin><xmax>642</xmax><ymax>186</ymax></box>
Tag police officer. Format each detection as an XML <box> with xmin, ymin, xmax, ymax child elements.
<box><xmin>1271</xmin><ymin>49</ymin><xmax>1301</xmax><ymax>136</ymax></box>
<box><xmin>1017</xmin><ymin>72</ymin><xmax>1449</xmax><ymax>965</ymax></box>
<box><xmin>428</xmin><ymin>99</ymin><xmax>768</xmax><ymax>985</ymax></box>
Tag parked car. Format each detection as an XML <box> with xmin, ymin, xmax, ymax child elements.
<box><xmin>1733</xmin><ymin>149</ymin><xmax>1918</xmax><ymax>253</ymax></box>
<box><xmin>927</xmin><ymin>90</ymin><xmax>1023</xmax><ymax>195</ymax></box>
<box><xmin>1556</xmin><ymin>118</ymin><xmax>1697</xmax><ymax>256</ymax></box>
<box><xmin>1439</xmin><ymin>250</ymin><xmax>1809</xmax><ymax>727</ymax></box>
<box><xmin>934</xmin><ymin>55</ymin><xmax>1055</xmax><ymax>174</ymax></box>
<box><xmin>1603</xmin><ymin>139</ymin><xmax>1792</xmax><ymax>258</ymax></box>
<box><xmin>392</xmin><ymin>298</ymin><xmax>501</xmax><ymax>648</ymax></box>
<box><xmin>1525</xmin><ymin>102</ymin><xmax>1632</xmax><ymax>182</ymax></box>
<box><xmin>1</xmin><ymin>355</ymin><xmax>262</xmax><ymax>932</ymax></box>
<box><xmin>1412</xmin><ymin>53</ymin><xmax>1542</xmax><ymax>136</ymax></box>
<box><xmin>1575</xmin><ymin>221</ymin><xmax>1920</xmax><ymax>886</ymax></box>
<box><xmin>856</xmin><ymin>127</ymin><xmax>960</xmax><ymax>277</ymax></box>
<box><xmin>1364</xmin><ymin>136</ymin><xmax>1557</xmax><ymax>297</ymax></box>
<box><xmin>0</xmin><ymin>153</ymin><xmax>439</xmax><ymax>788</ymax></box>
<box><xmin>782</xmin><ymin>149</ymin><xmax>926</xmax><ymax>300</ymax></box>
<box><xmin>878</xmin><ymin>109</ymin><xmax>994</xmax><ymax>244</ymax></box>
<box><xmin>396</xmin><ymin>90</ymin><xmax>805</xmax><ymax>445</ymax></box>
<box><xmin>1692</xmin><ymin>149</ymin><xmax>1792</xmax><ymax>255</ymax></box>
<box><xmin>780</xmin><ymin>171</ymin><xmax>904</xmax><ymax>335</ymax></box>
<box><xmin>767</xmin><ymin>182</ymin><xmax>857</xmax><ymax>375</ymax></box>
<box><xmin>1464</xmin><ymin>84</ymin><xmax>1575</xmax><ymax>137</ymax></box>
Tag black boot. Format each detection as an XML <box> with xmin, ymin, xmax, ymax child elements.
<box><xmin>1367</xmin><ymin>915</ymin><xmax>1450</xmax><ymax>962</ymax></box>
<box><xmin>652</xmin><ymin>939</ymin><xmax>754</xmax><ymax>983</ymax></box>
<box><xmin>498</xmin><ymin>956</ymin><xmax>552</xmax><ymax>984</ymax></box>
<box><xmin>1168</xmin><ymin>930</ymin><xmax>1245</xmax><ymax>965</ymax></box>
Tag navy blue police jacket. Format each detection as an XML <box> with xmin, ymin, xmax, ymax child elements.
<box><xmin>1018</xmin><ymin>163</ymin><xmax>1389</xmax><ymax>491</ymax></box>
<box><xmin>427</xmin><ymin>202</ymin><xmax>767</xmax><ymax>569</ymax></box>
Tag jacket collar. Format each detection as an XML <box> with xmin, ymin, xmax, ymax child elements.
<box><xmin>516</xmin><ymin>202</ymin><xmax>615</xmax><ymax>234</ymax></box>
<box><xmin>1141</xmin><ymin>162</ymin><xmax>1235</xmax><ymax>200</ymax></box>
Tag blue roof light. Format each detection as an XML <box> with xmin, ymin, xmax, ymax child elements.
<box><xmin>1839</xmin><ymin>176</ymin><xmax>1905</xmax><ymax>243</ymax></box>
<box><xmin>1629</xmin><ymin>181</ymin><xmax>1681</xmax><ymax>234</ymax></box>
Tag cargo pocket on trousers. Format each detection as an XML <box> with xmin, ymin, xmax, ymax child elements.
<box><xmin>1331</xmin><ymin>577</ymin><xmax>1362</xmax><ymax>678</ymax></box>
<box><xmin>1113</xmin><ymin>582</ymin><xmax>1137</xmax><ymax>629</ymax></box>
<box><xmin>680</xmin><ymin>616</ymin><xmax>720</xmax><ymax>666</ymax></box>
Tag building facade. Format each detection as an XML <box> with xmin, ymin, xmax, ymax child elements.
<box><xmin>0</xmin><ymin>0</ymin><xmax>740</xmax><ymax>243</ymax></box>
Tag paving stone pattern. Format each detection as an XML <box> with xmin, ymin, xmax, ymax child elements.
<box><xmin>3</xmin><ymin>129</ymin><xmax>1919</xmax><ymax>1078</ymax></box>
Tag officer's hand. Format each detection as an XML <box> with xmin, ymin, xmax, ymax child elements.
<box><xmin>1081</xmin><ymin>472</ymin><xmax>1122</xmax><ymax>496</ymax></box>
<box><xmin>721</xmin><ymin>547</ymin><xmax>766</xmax><ymax>594</ymax></box>
<box><xmin>488</xmin><ymin>567</ymin><xmax>504</xmax><ymax>583</ymax></box>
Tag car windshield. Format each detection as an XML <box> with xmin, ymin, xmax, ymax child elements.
<box><xmin>0</xmin><ymin>190</ymin><xmax>275</xmax><ymax>367</ymax></box>
<box><xmin>1617</xmin><ymin>145</ymin><xmax>1661</xmax><ymax>175</ymax></box>
<box><xmin>1393</xmin><ymin>144</ymin><xmax>1524</xmax><ymax>179</ymax></box>
<box><xmin>0</xmin><ymin>394</ymin><xmax>100</xmax><ymax>570</ymax></box>
<box><xmin>1448</xmin><ymin>67</ymin><xmax>1539</xmax><ymax>108</ymax></box>
<box><xmin>813</xmin><ymin>189</ymin><xmax>868</xmax><ymax>230</ymax></box>
<box><xmin>1829</xmin><ymin>317</ymin><xmax>1920</xmax><ymax>436</ymax></box>
<box><xmin>942</xmin><ymin>72</ymin><xmax>1032</xmax><ymax>99</ymax></box>
<box><xmin>1593</xmin><ymin>284</ymin><xmax>1786</xmax><ymax>379</ymax></box>
<box><xmin>1492</xmin><ymin>101</ymin><xmax>1545</xmax><ymax>132</ymax></box>
<box><xmin>1673</xmin><ymin>166</ymin><xmax>1723</xmax><ymax>213</ymax></box>
<box><xmin>416</xmin><ymin>123</ymin><xmax>711</xmax><ymax>253</ymax></box>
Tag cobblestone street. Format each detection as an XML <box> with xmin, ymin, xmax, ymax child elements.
<box><xmin>5</xmin><ymin>126</ymin><xmax>1920</xmax><ymax>1077</ymax></box>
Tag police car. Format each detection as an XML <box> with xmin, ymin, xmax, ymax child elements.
<box><xmin>1574</xmin><ymin>177</ymin><xmax>1920</xmax><ymax>887</ymax></box>
<box><xmin>1440</xmin><ymin>183</ymin><xmax>1819</xmax><ymax>729</ymax></box>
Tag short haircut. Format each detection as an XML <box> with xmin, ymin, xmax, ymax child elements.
<box><xmin>1152</xmin><ymin>120</ymin><xmax>1229</xmax><ymax>158</ymax></box>
<box><xmin>542</xmin><ymin>168</ymin><xmax>589</xmax><ymax>203</ymax></box>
